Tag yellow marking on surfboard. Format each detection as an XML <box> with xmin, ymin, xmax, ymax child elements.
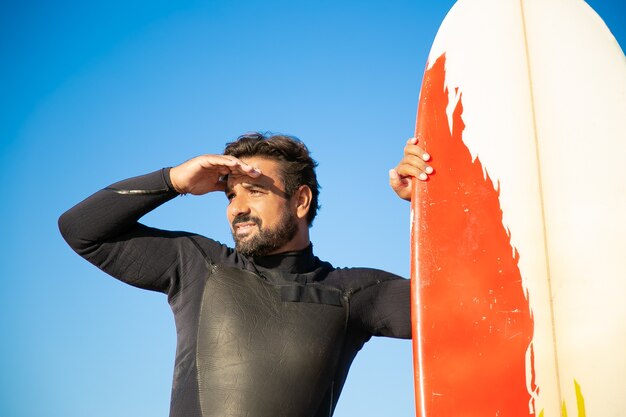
<box><xmin>518</xmin><ymin>0</ymin><xmax>564</xmax><ymax>409</ymax></box>
<box><xmin>558</xmin><ymin>380</ymin><xmax>586</xmax><ymax>417</ymax></box>
<box><xmin>574</xmin><ymin>380</ymin><xmax>586</xmax><ymax>417</ymax></box>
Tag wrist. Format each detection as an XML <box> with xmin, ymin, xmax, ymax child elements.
<box><xmin>167</xmin><ymin>167</ymin><xmax>186</xmax><ymax>194</ymax></box>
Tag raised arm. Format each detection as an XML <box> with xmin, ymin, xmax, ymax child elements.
<box><xmin>59</xmin><ymin>168</ymin><xmax>187</xmax><ymax>293</ymax></box>
<box><xmin>58</xmin><ymin>155</ymin><xmax>262</xmax><ymax>294</ymax></box>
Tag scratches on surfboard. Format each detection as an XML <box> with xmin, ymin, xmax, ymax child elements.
<box><xmin>412</xmin><ymin>53</ymin><xmax>536</xmax><ymax>416</ymax></box>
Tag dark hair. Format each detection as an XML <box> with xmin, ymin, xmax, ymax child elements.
<box><xmin>224</xmin><ymin>132</ymin><xmax>320</xmax><ymax>225</ymax></box>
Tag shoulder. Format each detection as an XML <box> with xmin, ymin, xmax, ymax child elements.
<box><xmin>184</xmin><ymin>234</ymin><xmax>244</xmax><ymax>268</ymax></box>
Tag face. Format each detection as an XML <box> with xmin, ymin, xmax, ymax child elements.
<box><xmin>226</xmin><ymin>157</ymin><xmax>299</xmax><ymax>256</ymax></box>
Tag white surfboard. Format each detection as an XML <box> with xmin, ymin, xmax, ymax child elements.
<box><xmin>410</xmin><ymin>1</ymin><xmax>626</xmax><ymax>416</ymax></box>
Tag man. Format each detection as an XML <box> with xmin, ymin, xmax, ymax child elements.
<box><xmin>59</xmin><ymin>132</ymin><xmax>433</xmax><ymax>417</ymax></box>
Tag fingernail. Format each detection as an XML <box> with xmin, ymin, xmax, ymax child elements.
<box><xmin>419</xmin><ymin>173</ymin><xmax>428</xmax><ymax>181</ymax></box>
<box><xmin>425</xmin><ymin>166</ymin><xmax>433</xmax><ymax>174</ymax></box>
<box><xmin>423</xmin><ymin>153</ymin><xmax>431</xmax><ymax>161</ymax></box>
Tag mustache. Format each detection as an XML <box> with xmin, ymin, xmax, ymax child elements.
<box><xmin>232</xmin><ymin>214</ymin><xmax>262</xmax><ymax>228</ymax></box>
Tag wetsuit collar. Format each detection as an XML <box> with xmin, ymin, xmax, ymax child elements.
<box><xmin>252</xmin><ymin>244</ymin><xmax>317</xmax><ymax>274</ymax></box>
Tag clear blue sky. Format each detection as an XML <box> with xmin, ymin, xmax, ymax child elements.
<box><xmin>1</xmin><ymin>1</ymin><xmax>624</xmax><ymax>416</ymax></box>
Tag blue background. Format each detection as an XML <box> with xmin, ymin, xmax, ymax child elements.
<box><xmin>1</xmin><ymin>1</ymin><xmax>624</xmax><ymax>416</ymax></box>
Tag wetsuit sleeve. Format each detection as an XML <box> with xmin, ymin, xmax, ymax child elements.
<box><xmin>349</xmin><ymin>272</ymin><xmax>411</xmax><ymax>339</ymax></box>
<box><xmin>58</xmin><ymin>168</ymin><xmax>226</xmax><ymax>295</ymax></box>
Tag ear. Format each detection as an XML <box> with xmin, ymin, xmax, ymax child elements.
<box><xmin>292</xmin><ymin>185</ymin><xmax>312</xmax><ymax>220</ymax></box>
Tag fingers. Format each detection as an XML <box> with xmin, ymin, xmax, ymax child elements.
<box><xmin>396</xmin><ymin>162</ymin><xmax>429</xmax><ymax>181</ymax></box>
<box><xmin>397</xmin><ymin>137</ymin><xmax>433</xmax><ymax>181</ymax></box>
<box><xmin>404</xmin><ymin>142</ymin><xmax>430</xmax><ymax>162</ymax></box>
<box><xmin>225</xmin><ymin>156</ymin><xmax>263</xmax><ymax>177</ymax></box>
<box><xmin>388</xmin><ymin>137</ymin><xmax>433</xmax><ymax>203</ymax></box>
<box><xmin>389</xmin><ymin>168</ymin><xmax>412</xmax><ymax>201</ymax></box>
<box><xmin>399</xmin><ymin>153</ymin><xmax>433</xmax><ymax>175</ymax></box>
<box><xmin>170</xmin><ymin>154</ymin><xmax>263</xmax><ymax>195</ymax></box>
<box><xmin>198</xmin><ymin>155</ymin><xmax>262</xmax><ymax>177</ymax></box>
<box><xmin>389</xmin><ymin>168</ymin><xmax>405</xmax><ymax>187</ymax></box>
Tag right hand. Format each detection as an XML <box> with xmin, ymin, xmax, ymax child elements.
<box><xmin>389</xmin><ymin>137</ymin><xmax>433</xmax><ymax>201</ymax></box>
<box><xmin>169</xmin><ymin>155</ymin><xmax>261</xmax><ymax>195</ymax></box>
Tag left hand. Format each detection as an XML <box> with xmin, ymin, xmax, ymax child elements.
<box><xmin>389</xmin><ymin>137</ymin><xmax>433</xmax><ymax>201</ymax></box>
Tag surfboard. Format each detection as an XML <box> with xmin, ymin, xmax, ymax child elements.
<box><xmin>409</xmin><ymin>1</ymin><xmax>626</xmax><ymax>416</ymax></box>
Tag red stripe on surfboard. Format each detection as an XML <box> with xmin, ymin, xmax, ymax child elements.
<box><xmin>410</xmin><ymin>54</ymin><xmax>536</xmax><ymax>416</ymax></box>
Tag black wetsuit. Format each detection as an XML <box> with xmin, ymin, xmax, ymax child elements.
<box><xmin>58</xmin><ymin>168</ymin><xmax>411</xmax><ymax>417</ymax></box>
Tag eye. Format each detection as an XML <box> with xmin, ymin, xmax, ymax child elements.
<box><xmin>226</xmin><ymin>192</ymin><xmax>235</xmax><ymax>201</ymax></box>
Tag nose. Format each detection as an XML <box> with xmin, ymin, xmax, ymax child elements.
<box><xmin>228</xmin><ymin>194</ymin><xmax>250</xmax><ymax>220</ymax></box>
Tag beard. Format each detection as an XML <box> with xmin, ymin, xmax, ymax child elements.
<box><xmin>231</xmin><ymin>209</ymin><xmax>298</xmax><ymax>257</ymax></box>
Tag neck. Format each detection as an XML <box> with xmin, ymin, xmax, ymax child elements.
<box><xmin>252</xmin><ymin>243</ymin><xmax>317</xmax><ymax>274</ymax></box>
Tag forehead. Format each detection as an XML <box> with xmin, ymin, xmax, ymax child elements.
<box><xmin>226</xmin><ymin>157</ymin><xmax>285</xmax><ymax>192</ymax></box>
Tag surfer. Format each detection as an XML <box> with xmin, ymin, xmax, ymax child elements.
<box><xmin>58</xmin><ymin>132</ymin><xmax>432</xmax><ymax>417</ymax></box>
